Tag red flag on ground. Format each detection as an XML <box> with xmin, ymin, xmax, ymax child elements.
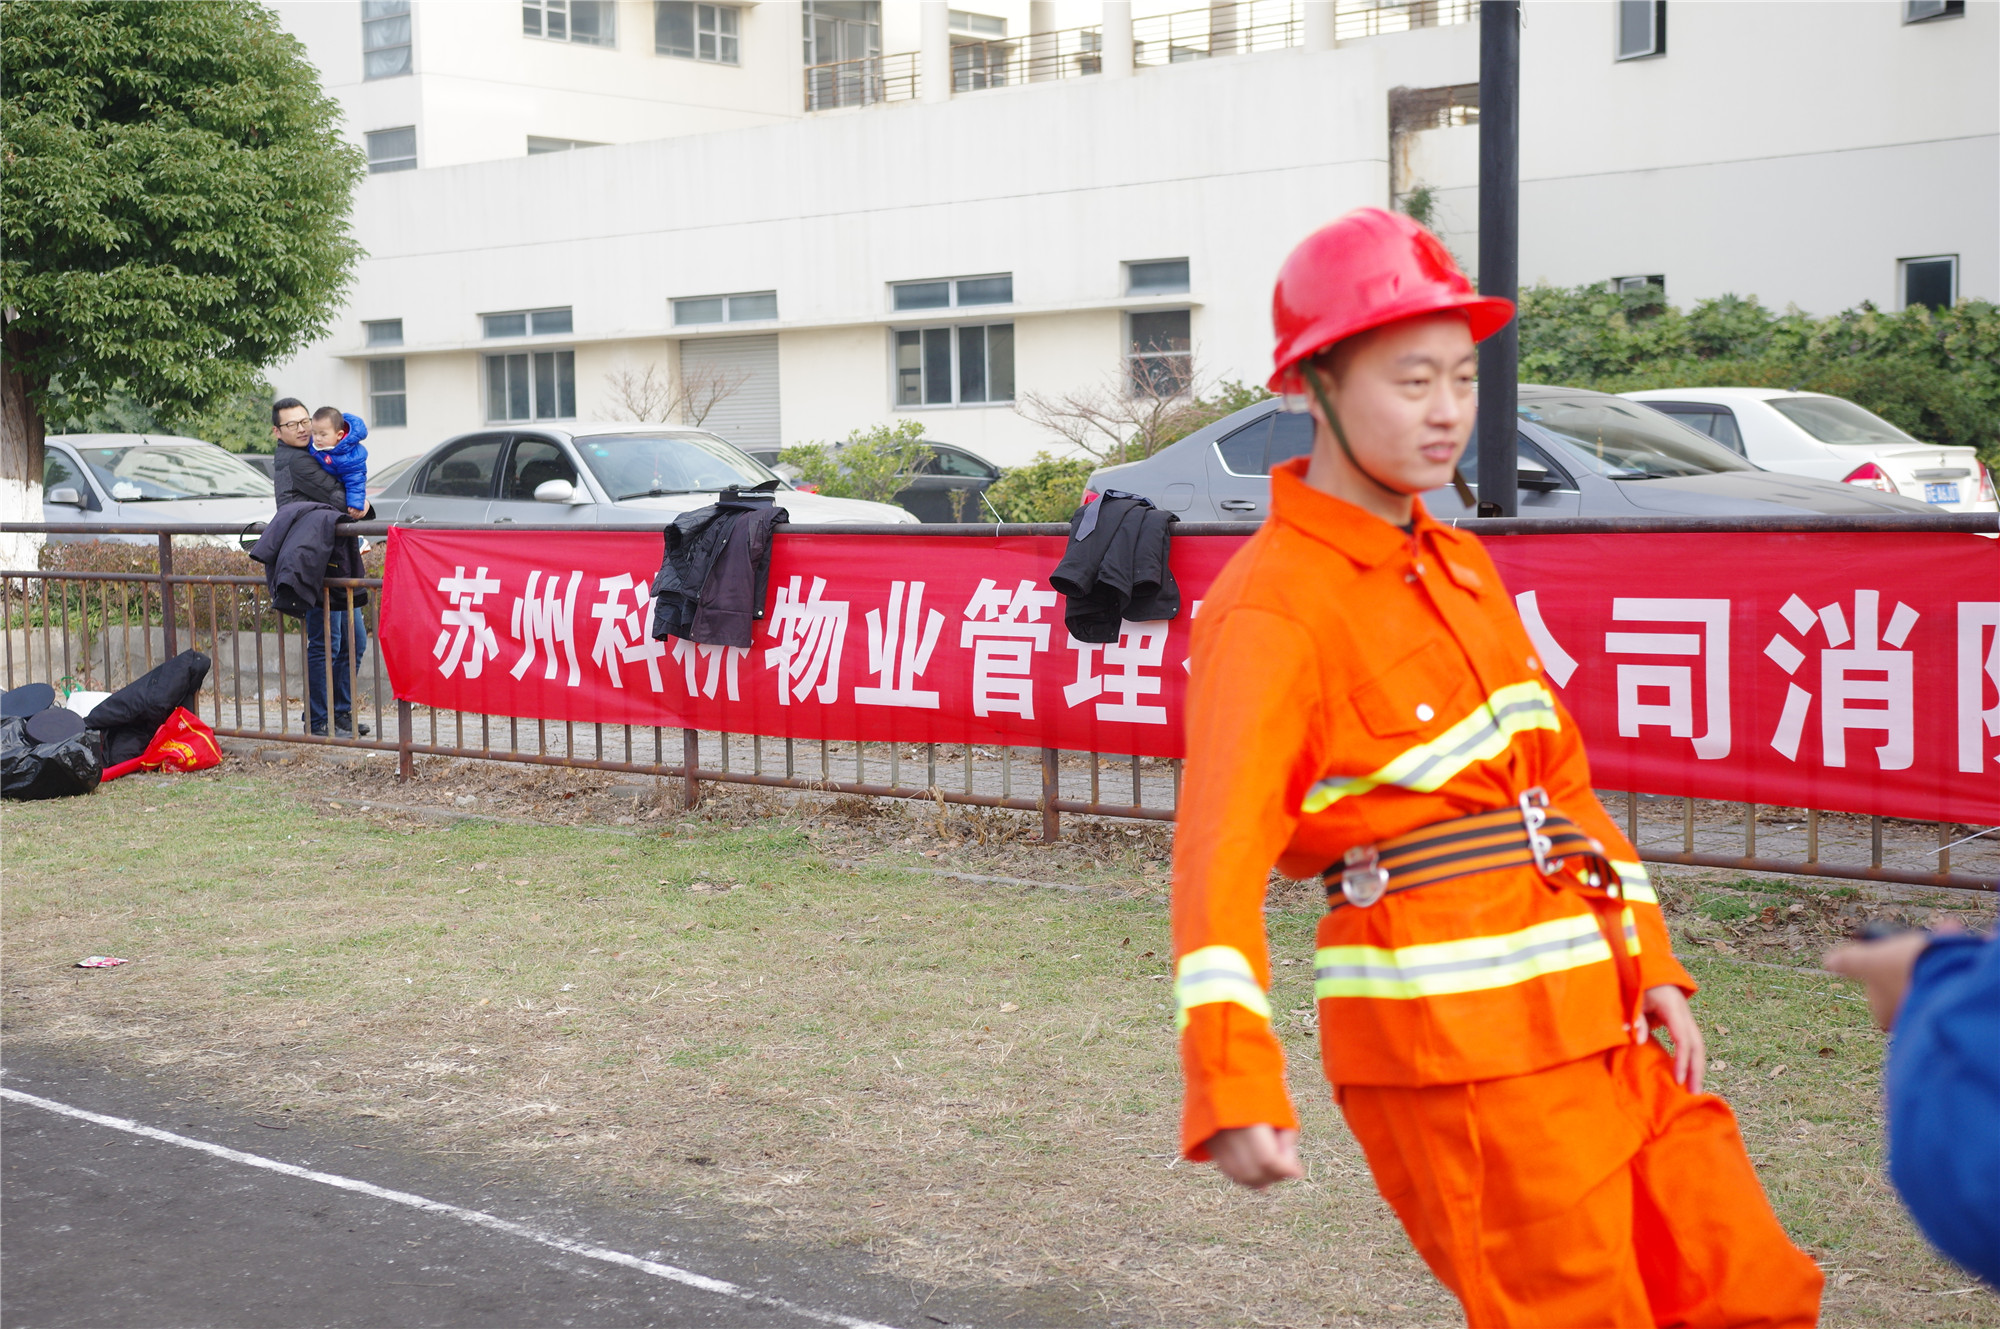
<box><xmin>100</xmin><ymin>707</ymin><xmax>223</xmax><ymax>782</ymax></box>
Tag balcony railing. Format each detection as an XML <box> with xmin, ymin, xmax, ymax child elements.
<box><xmin>803</xmin><ymin>1</ymin><xmax>1477</xmax><ymax>112</ymax></box>
<box><xmin>948</xmin><ymin>23</ymin><xmax>1105</xmax><ymax>92</ymax></box>
<box><xmin>803</xmin><ymin>48</ymin><xmax>920</xmax><ymax>111</ymax></box>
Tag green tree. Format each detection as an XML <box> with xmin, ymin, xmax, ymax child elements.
<box><xmin>983</xmin><ymin>451</ymin><xmax>1095</xmax><ymax>523</ymax></box>
<box><xmin>779</xmin><ymin>420</ymin><xmax>931</xmax><ymax>508</ymax></box>
<box><xmin>1</xmin><ymin>0</ymin><xmax>364</xmax><ymax>533</ymax></box>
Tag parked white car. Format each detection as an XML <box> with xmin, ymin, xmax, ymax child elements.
<box><xmin>372</xmin><ymin>424</ymin><xmax>919</xmax><ymax>526</ymax></box>
<box><xmin>42</xmin><ymin>433</ymin><xmax>276</xmax><ymax>543</ymax></box>
<box><xmin>1621</xmin><ymin>388</ymin><xmax>1997</xmax><ymax>514</ymax></box>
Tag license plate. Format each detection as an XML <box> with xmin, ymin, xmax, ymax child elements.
<box><xmin>1924</xmin><ymin>482</ymin><xmax>1960</xmax><ymax>504</ymax></box>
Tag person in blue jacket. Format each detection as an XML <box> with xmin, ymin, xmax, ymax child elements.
<box><xmin>1826</xmin><ymin>925</ymin><xmax>1999</xmax><ymax>1286</ymax></box>
<box><xmin>308</xmin><ymin>407</ymin><xmax>370</xmax><ymax>516</ymax></box>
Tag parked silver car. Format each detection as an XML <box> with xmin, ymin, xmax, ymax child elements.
<box><xmin>42</xmin><ymin>434</ymin><xmax>275</xmax><ymax>542</ymax></box>
<box><xmin>1083</xmin><ymin>386</ymin><xmax>1940</xmax><ymax>521</ymax></box>
<box><xmin>372</xmin><ymin>424</ymin><xmax>919</xmax><ymax>526</ymax></box>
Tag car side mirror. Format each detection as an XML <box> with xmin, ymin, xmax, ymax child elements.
<box><xmin>533</xmin><ymin>478</ymin><xmax>582</xmax><ymax>504</ymax></box>
<box><xmin>47</xmin><ymin>487</ymin><xmax>82</xmax><ymax>506</ymax></box>
<box><xmin>1517</xmin><ymin>462</ymin><xmax>1565</xmax><ymax>492</ymax></box>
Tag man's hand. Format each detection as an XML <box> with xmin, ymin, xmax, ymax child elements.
<box><xmin>1825</xmin><ymin>930</ymin><xmax>1940</xmax><ymax>1031</ymax></box>
<box><xmin>1643</xmin><ymin>984</ymin><xmax>1705</xmax><ymax>1093</ymax></box>
<box><xmin>1206</xmin><ymin>1125</ymin><xmax>1303</xmax><ymax>1190</ymax></box>
<box><xmin>347</xmin><ymin>506</ymin><xmax>366</xmax><ymax>518</ymax></box>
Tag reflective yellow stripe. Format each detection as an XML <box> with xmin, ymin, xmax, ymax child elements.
<box><xmin>1314</xmin><ymin>912</ymin><xmax>1618</xmax><ymax>1001</ymax></box>
<box><xmin>1303</xmin><ymin>680</ymin><xmax>1561</xmax><ymax>813</ymax></box>
<box><xmin>1609</xmin><ymin>859</ymin><xmax>1656</xmax><ymax>905</ymax></box>
<box><xmin>1621</xmin><ymin>906</ymin><xmax>1641</xmax><ymax>955</ymax></box>
<box><xmin>1174</xmin><ymin>945</ymin><xmax>1272</xmax><ymax>1032</ymax></box>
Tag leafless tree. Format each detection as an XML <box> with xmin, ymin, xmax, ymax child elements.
<box><xmin>1014</xmin><ymin>355</ymin><xmax>1214</xmax><ymax>466</ymax></box>
<box><xmin>600</xmin><ymin>362</ymin><xmax>752</xmax><ymax>426</ymax></box>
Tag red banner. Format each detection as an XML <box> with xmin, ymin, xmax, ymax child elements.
<box><xmin>380</xmin><ymin>527</ymin><xmax>2000</xmax><ymax>825</ymax></box>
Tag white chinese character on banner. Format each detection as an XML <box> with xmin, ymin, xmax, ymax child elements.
<box><xmin>589</xmin><ymin>573</ymin><xmax>670</xmax><ymax>691</ymax></box>
<box><xmin>1604</xmin><ymin>598</ymin><xmax>1731</xmax><ymax>759</ymax></box>
<box><xmin>1765</xmin><ymin>590</ymin><xmax>1918</xmax><ymax>770</ymax></box>
<box><xmin>432</xmin><ymin>565</ymin><xmax>502</xmax><ymax>680</ymax></box>
<box><xmin>1065</xmin><ymin>621</ymin><xmax>1170</xmax><ymax>724</ymax></box>
<box><xmin>1513</xmin><ymin>590</ymin><xmax>1580</xmax><ymax>686</ymax></box>
<box><xmin>1957</xmin><ymin>602</ymin><xmax>2000</xmax><ymax>772</ymax></box>
<box><xmin>763</xmin><ymin>575</ymin><xmax>849</xmax><ymax>705</ymax></box>
<box><xmin>672</xmin><ymin>639</ymin><xmax>749</xmax><ymax>700</ymax></box>
<box><xmin>855</xmin><ymin>580</ymin><xmax>945</xmax><ymax>709</ymax></box>
<box><xmin>959</xmin><ymin>578</ymin><xmax>1059</xmax><ymax>719</ymax></box>
<box><xmin>510</xmin><ymin>569</ymin><xmax>583</xmax><ymax>686</ymax></box>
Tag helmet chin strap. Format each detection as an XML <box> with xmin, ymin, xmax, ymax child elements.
<box><xmin>1300</xmin><ymin>361</ymin><xmax>1479</xmax><ymax>511</ymax></box>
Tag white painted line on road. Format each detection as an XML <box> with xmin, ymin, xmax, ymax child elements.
<box><xmin>0</xmin><ymin>1085</ymin><xmax>901</xmax><ymax>1329</ymax></box>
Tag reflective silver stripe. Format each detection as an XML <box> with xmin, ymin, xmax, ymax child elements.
<box><xmin>1314</xmin><ymin>913</ymin><xmax>1613</xmax><ymax>1000</ymax></box>
<box><xmin>1174</xmin><ymin>945</ymin><xmax>1272</xmax><ymax>1032</ymax></box>
<box><xmin>1304</xmin><ymin>681</ymin><xmax>1561</xmax><ymax>813</ymax></box>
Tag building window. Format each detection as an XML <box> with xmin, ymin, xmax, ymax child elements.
<box><xmin>1615</xmin><ymin>0</ymin><xmax>1665</xmax><ymax>59</ymax></box>
<box><xmin>1128</xmin><ymin>310</ymin><xmax>1191</xmax><ymax>397</ymax></box>
<box><xmin>894</xmin><ymin>324</ymin><xmax>1014</xmax><ymax>407</ymax></box>
<box><xmin>891</xmin><ymin>274</ymin><xmax>1012</xmax><ymax>313</ymax></box>
<box><xmin>658</xmin><ymin>2</ymin><xmax>741</xmax><ymax>62</ymax></box>
<box><xmin>672</xmin><ymin>291</ymin><xmax>778</xmax><ymax>325</ymax></box>
<box><xmin>362</xmin><ymin>0</ymin><xmax>412</xmax><ymax>79</ymax></box>
<box><xmin>1612</xmin><ymin>274</ymin><xmax>1666</xmax><ymax>294</ymax></box>
<box><xmin>1901</xmin><ymin>255</ymin><xmax>1957</xmax><ymax>311</ymax></box>
<box><xmin>365</xmin><ymin>127</ymin><xmax>417</xmax><ymax>174</ymax></box>
<box><xmin>369</xmin><ymin>359</ymin><xmax>408</xmax><ymax>428</ymax></box>
<box><xmin>482</xmin><ymin>308</ymin><xmax>574</xmax><ymax>338</ymax></box>
<box><xmin>486</xmin><ymin>351</ymin><xmax>576</xmax><ymax>421</ymax></box>
<box><xmin>1903</xmin><ymin>0</ymin><xmax>1964</xmax><ymax>20</ymax></box>
<box><xmin>527</xmin><ymin>136</ymin><xmax>606</xmax><ymax>154</ymax></box>
<box><xmin>524</xmin><ymin>0</ymin><xmax>616</xmax><ymax>46</ymax></box>
<box><xmin>1127</xmin><ymin>259</ymin><xmax>1190</xmax><ymax>296</ymax></box>
<box><xmin>804</xmin><ymin>1</ymin><xmax>883</xmax><ymax>109</ymax></box>
<box><xmin>364</xmin><ymin>319</ymin><xmax>404</xmax><ymax>347</ymax></box>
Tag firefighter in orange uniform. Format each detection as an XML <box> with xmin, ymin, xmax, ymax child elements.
<box><xmin>1172</xmin><ymin>208</ymin><xmax>1824</xmax><ymax>1327</ymax></box>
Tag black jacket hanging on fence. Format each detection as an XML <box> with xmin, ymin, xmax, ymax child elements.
<box><xmin>250</xmin><ymin>502</ymin><xmax>367</xmax><ymax>617</ymax></box>
<box><xmin>650</xmin><ymin>485</ymin><xmax>788</xmax><ymax>648</ymax></box>
<box><xmin>1049</xmin><ymin>490</ymin><xmax>1181</xmax><ymax>643</ymax></box>
<box><xmin>84</xmin><ymin>649</ymin><xmax>211</xmax><ymax>766</ymax></box>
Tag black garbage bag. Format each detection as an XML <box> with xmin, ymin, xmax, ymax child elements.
<box><xmin>86</xmin><ymin>650</ymin><xmax>211</xmax><ymax>766</ymax></box>
<box><xmin>1</xmin><ymin>716</ymin><xmax>103</xmax><ymax>801</ymax></box>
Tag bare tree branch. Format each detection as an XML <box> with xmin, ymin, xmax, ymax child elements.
<box><xmin>599</xmin><ymin>362</ymin><xmax>753</xmax><ymax>426</ymax></box>
<box><xmin>1014</xmin><ymin>356</ymin><xmax>1213</xmax><ymax>466</ymax></box>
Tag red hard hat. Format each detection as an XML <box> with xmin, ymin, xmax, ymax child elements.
<box><xmin>1267</xmin><ymin>207</ymin><xmax>1515</xmax><ymax>393</ymax></box>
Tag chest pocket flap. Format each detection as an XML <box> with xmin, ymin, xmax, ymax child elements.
<box><xmin>1350</xmin><ymin>638</ymin><xmax>1471</xmax><ymax>738</ymax></box>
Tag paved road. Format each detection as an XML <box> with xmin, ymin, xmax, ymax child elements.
<box><xmin>0</xmin><ymin>1052</ymin><xmax>1089</xmax><ymax>1329</ymax></box>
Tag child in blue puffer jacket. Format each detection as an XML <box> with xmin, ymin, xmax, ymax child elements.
<box><xmin>309</xmin><ymin>407</ymin><xmax>370</xmax><ymax>516</ymax></box>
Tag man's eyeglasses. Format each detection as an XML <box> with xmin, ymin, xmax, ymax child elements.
<box><xmin>276</xmin><ymin>418</ymin><xmax>312</xmax><ymax>431</ymax></box>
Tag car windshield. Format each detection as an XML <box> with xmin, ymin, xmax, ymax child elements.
<box><xmin>573</xmin><ymin>433</ymin><xmax>775</xmax><ymax>501</ymax></box>
<box><xmin>1517</xmin><ymin>398</ymin><xmax>1755</xmax><ymax>477</ymax></box>
<box><xmin>368</xmin><ymin>455</ymin><xmax>417</xmax><ymax>492</ymax></box>
<box><xmin>78</xmin><ymin>444</ymin><xmax>274</xmax><ymax>501</ymax></box>
<box><xmin>1768</xmin><ymin>395</ymin><xmax>1919</xmax><ymax>447</ymax></box>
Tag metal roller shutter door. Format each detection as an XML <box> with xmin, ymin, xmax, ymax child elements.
<box><xmin>680</xmin><ymin>334</ymin><xmax>780</xmax><ymax>454</ymax></box>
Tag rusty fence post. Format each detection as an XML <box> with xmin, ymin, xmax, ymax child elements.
<box><xmin>397</xmin><ymin>698</ymin><xmax>415</xmax><ymax>780</ymax></box>
<box><xmin>157</xmin><ymin>531</ymin><xmax>178</xmax><ymax>657</ymax></box>
<box><xmin>683</xmin><ymin>727</ymin><xmax>701</xmax><ymax>810</ymax></box>
<box><xmin>1040</xmin><ymin>747</ymin><xmax>1061</xmax><ymax>842</ymax></box>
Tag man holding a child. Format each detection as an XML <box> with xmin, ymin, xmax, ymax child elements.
<box><xmin>269</xmin><ymin>396</ymin><xmax>372</xmax><ymax>738</ymax></box>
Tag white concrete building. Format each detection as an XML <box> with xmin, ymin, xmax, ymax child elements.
<box><xmin>270</xmin><ymin>0</ymin><xmax>1999</xmax><ymax>469</ymax></box>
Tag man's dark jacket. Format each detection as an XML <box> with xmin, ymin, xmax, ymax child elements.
<box><xmin>84</xmin><ymin>649</ymin><xmax>211</xmax><ymax>765</ymax></box>
<box><xmin>650</xmin><ymin>492</ymin><xmax>787</xmax><ymax>647</ymax></box>
<box><xmin>272</xmin><ymin>441</ymin><xmax>347</xmax><ymax>509</ymax></box>
<box><xmin>1050</xmin><ymin>493</ymin><xmax>1180</xmax><ymax>643</ymax></box>
<box><xmin>250</xmin><ymin>502</ymin><xmax>366</xmax><ymax>617</ymax></box>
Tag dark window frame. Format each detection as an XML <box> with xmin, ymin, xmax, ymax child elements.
<box><xmin>1615</xmin><ymin>0</ymin><xmax>1666</xmax><ymax>60</ymax></box>
<box><xmin>365</xmin><ymin>126</ymin><xmax>417</xmax><ymax>174</ymax></box>
<box><xmin>417</xmin><ymin>434</ymin><xmax>508</xmax><ymax>499</ymax></box>
<box><xmin>368</xmin><ymin>358</ymin><xmax>409</xmax><ymax>429</ymax></box>
<box><xmin>892</xmin><ymin>321</ymin><xmax>1015</xmax><ymax>408</ymax></box>
<box><xmin>1900</xmin><ymin>254</ymin><xmax>1958</xmax><ymax>311</ymax></box>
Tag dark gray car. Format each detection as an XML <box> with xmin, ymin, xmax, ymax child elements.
<box><xmin>1083</xmin><ymin>385</ymin><xmax>1939</xmax><ymax>521</ymax></box>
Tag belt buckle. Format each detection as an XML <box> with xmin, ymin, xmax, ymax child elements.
<box><xmin>1518</xmin><ymin>786</ymin><xmax>1563</xmax><ymax>876</ymax></box>
<box><xmin>1340</xmin><ymin>845</ymin><xmax>1390</xmax><ymax>908</ymax></box>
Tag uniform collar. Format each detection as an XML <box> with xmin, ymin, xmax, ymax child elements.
<box><xmin>1268</xmin><ymin>455</ymin><xmax>1461</xmax><ymax>569</ymax></box>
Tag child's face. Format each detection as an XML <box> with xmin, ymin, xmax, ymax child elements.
<box><xmin>310</xmin><ymin>418</ymin><xmax>343</xmax><ymax>450</ymax></box>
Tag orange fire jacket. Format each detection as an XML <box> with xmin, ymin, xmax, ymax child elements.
<box><xmin>1173</xmin><ymin>458</ymin><xmax>1694</xmax><ymax>1159</ymax></box>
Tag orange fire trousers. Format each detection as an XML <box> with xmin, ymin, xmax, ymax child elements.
<box><xmin>1338</xmin><ymin>1042</ymin><xmax>1823</xmax><ymax>1328</ymax></box>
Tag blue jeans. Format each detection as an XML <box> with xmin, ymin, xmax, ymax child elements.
<box><xmin>304</xmin><ymin>605</ymin><xmax>369</xmax><ymax>733</ymax></box>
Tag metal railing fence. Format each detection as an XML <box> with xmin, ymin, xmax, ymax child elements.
<box><xmin>803</xmin><ymin>49</ymin><xmax>919</xmax><ymax>111</ymax></box>
<box><xmin>949</xmin><ymin>24</ymin><xmax>1104</xmax><ymax>91</ymax></box>
<box><xmin>3</xmin><ymin>518</ymin><xmax>1993</xmax><ymax>894</ymax></box>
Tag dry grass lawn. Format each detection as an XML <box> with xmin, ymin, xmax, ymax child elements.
<box><xmin>2</xmin><ymin>758</ymin><xmax>1994</xmax><ymax>1327</ymax></box>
